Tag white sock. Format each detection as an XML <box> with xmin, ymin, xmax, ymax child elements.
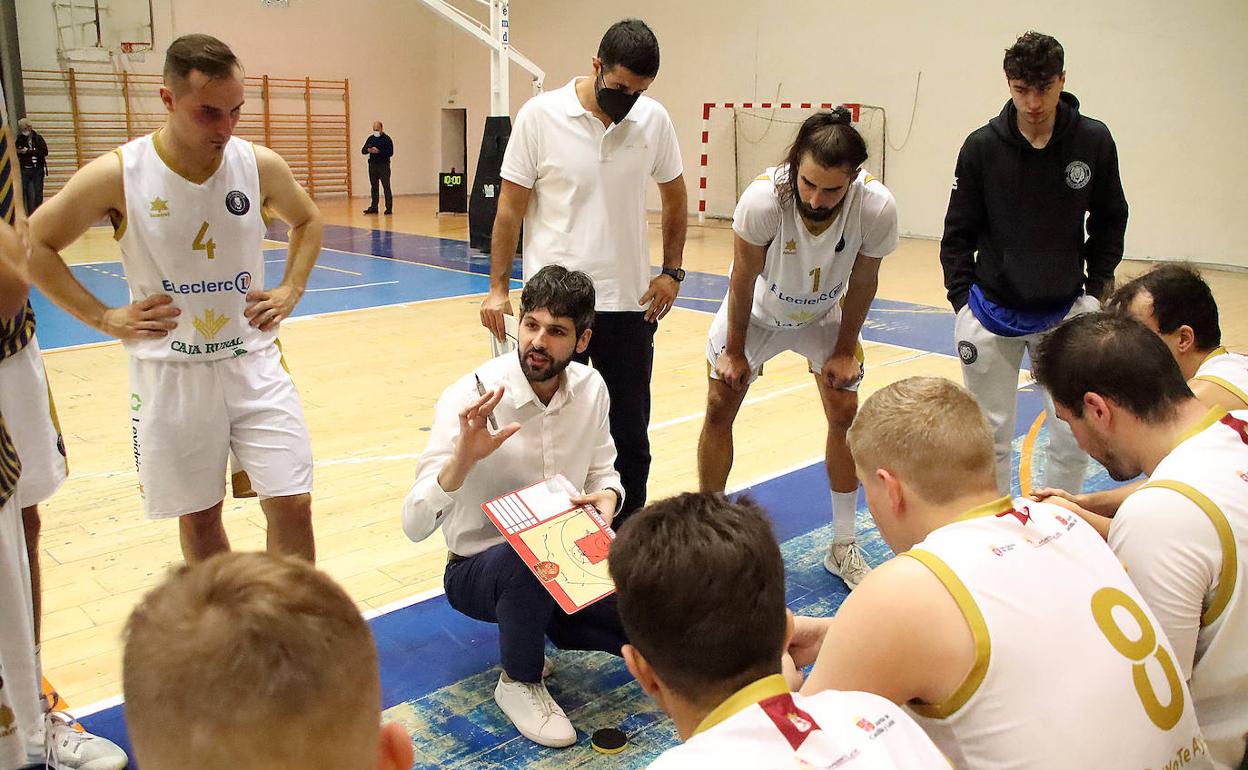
<box><xmin>831</xmin><ymin>490</ymin><xmax>858</xmax><ymax>542</ymax></box>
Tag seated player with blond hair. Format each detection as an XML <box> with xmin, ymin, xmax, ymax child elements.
<box><xmin>788</xmin><ymin>377</ymin><xmax>1208</xmax><ymax>768</ymax></box>
<box><xmin>123</xmin><ymin>552</ymin><xmax>413</xmax><ymax>770</ymax></box>
<box><xmin>610</xmin><ymin>492</ymin><xmax>946</xmax><ymax>768</ymax></box>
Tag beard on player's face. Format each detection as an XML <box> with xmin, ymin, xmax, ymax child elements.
<box><xmin>796</xmin><ymin>195</ymin><xmax>839</xmax><ymax>222</ymax></box>
<box><xmin>519</xmin><ymin>342</ymin><xmax>573</xmax><ymax>383</ymax></box>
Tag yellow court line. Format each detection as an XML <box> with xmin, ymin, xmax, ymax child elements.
<box><xmin>1019</xmin><ymin>411</ymin><xmax>1045</xmax><ymax>497</ymax></box>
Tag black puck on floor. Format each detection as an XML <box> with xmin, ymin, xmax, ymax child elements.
<box><xmin>591</xmin><ymin>727</ymin><xmax>628</xmax><ymax>754</ymax></box>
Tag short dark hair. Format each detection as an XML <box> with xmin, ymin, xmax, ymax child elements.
<box><xmin>1032</xmin><ymin>312</ymin><xmax>1194</xmax><ymax>422</ymax></box>
<box><xmin>1108</xmin><ymin>264</ymin><xmax>1222</xmax><ymax>351</ymax></box>
<box><xmin>598</xmin><ymin>19</ymin><xmax>660</xmax><ymax>79</ymax></box>
<box><xmin>778</xmin><ymin>108</ymin><xmax>868</xmax><ymax>207</ymax></box>
<box><xmin>1003</xmin><ymin>31</ymin><xmax>1064</xmax><ymax>86</ymax></box>
<box><xmin>519</xmin><ymin>265</ymin><xmax>596</xmax><ymax>336</ymax></box>
<box><xmin>609</xmin><ymin>493</ymin><xmax>787</xmax><ymax>704</ymax></box>
<box><xmin>164</xmin><ymin>34</ymin><xmax>241</xmax><ymax>85</ymax></box>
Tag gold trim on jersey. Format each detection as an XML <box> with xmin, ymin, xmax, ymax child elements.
<box><xmin>0</xmin><ymin>418</ymin><xmax>21</xmax><ymax>508</ymax></box>
<box><xmin>954</xmin><ymin>495</ymin><xmax>1014</xmax><ymax>523</ymax></box>
<box><xmin>1173</xmin><ymin>407</ymin><xmax>1228</xmax><ymax>449</ymax></box>
<box><xmin>903</xmin><ymin>549</ymin><xmax>991</xmax><ymax>719</ymax></box>
<box><xmin>152</xmin><ymin>129</ymin><xmax>224</xmax><ymax>185</ymax></box>
<box><xmin>1193</xmin><ymin>375</ymin><xmax>1248</xmax><ymax>408</ymax></box>
<box><xmin>1142</xmin><ymin>479</ymin><xmax>1238</xmax><ymax>628</ymax></box>
<box><xmin>1201</xmin><ymin>347</ymin><xmax>1229</xmax><ymax>365</ymax></box>
<box><xmin>0</xmin><ymin>301</ymin><xmax>36</xmax><ymax>362</ymax></box>
<box><xmin>111</xmin><ymin>149</ymin><xmax>127</xmax><ymax>241</ymax></box>
<box><xmin>692</xmin><ymin>674</ymin><xmax>791</xmax><ymax>737</ymax></box>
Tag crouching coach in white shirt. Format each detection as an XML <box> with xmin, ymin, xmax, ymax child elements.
<box><xmin>403</xmin><ymin>265</ymin><xmax>626</xmax><ymax>749</ymax></box>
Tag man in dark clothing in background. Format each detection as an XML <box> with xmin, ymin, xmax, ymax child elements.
<box><xmin>361</xmin><ymin>120</ymin><xmax>394</xmax><ymax>214</ymax></box>
<box><xmin>940</xmin><ymin>31</ymin><xmax>1128</xmax><ymax>497</ymax></box>
<box><xmin>15</xmin><ymin>119</ymin><xmax>48</xmax><ymax>213</ymax></box>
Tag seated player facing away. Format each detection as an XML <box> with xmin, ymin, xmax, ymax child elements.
<box><xmin>1032</xmin><ymin>312</ymin><xmax>1248</xmax><ymax>769</ymax></box>
<box><xmin>611</xmin><ymin>492</ymin><xmax>948</xmax><ymax>768</ymax></box>
<box><xmin>697</xmin><ymin>108</ymin><xmax>898</xmax><ymax>589</ymax></box>
<box><xmin>1035</xmin><ymin>263</ymin><xmax>1248</xmax><ymax>517</ymax></box>
<box><xmin>788</xmin><ymin>377</ymin><xmax>1209</xmax><ymax>769</ymax></box>
<box><xmin>402</xmin><ymin>265</ymin><xmax>627</xmax><ymax>748</ymax></box>
<box><xmin>122</xmin><ymin>552</ymin><xmax>413</xmax><ymax>770</ymax></box>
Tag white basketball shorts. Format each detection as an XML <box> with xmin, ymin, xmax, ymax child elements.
<box><xmin>706</xmin><ymin>303</ymin><xmax>864</xmax><ymax>390</ymax></box>
<box><xmin>127</xmin><ymin>342</ymin><xmax>313</xmax><ymax>519</ymax></box>
<box><xmin>0</xmin><ymin>335</ymin><xmax>68</xmax><ymax>509</ymax></box>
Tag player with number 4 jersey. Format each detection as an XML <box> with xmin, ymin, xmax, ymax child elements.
<box><xmin>29</xmin><ymin>34</ymin><xmax>321</xmax><ymax>564</ymax></box>
<box><xmin>698</xmin><ymin>109</ymin><xmax>897</xmax><ymax>590</ymax></box>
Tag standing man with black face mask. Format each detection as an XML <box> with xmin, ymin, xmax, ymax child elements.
<box><xmin>481</xmin><ymin>18</ymin><xmax>687</xmax><ymax>528</ymax></box>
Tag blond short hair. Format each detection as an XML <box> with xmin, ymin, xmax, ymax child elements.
<box><xmin>848</xmin><ymin>377</ymin><xmax>996</xmax><ymax>503</ymax></box>
<box><xmin>123</xmin><ymin>553</ymin><xmax>380</xmax><ymax>770</ymax></box>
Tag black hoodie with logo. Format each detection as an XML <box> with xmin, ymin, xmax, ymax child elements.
<box><xmin>939</xmin><ymin>92</ymin><xmax>1127</xmax><ymax>313</ymax></box>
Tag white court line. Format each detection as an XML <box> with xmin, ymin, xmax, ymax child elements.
<box><xmin>305</xmin><ymin>280</ymin><xmax>399</xmax><ymax>293</ymax></box>
<box><xmin>263</xmin><ymin>257</ymin><xmax>362</xmax><ymax>277</ymax></box>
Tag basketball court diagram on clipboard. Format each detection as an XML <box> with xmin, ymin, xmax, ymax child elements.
<box><xmin>482</xmin><ymin>475</ymin><xmax>617</xmax><ymax>613</ymax></box>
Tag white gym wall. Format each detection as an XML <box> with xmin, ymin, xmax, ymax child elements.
<box><xmin>14</xmin><ymin>0</ymin><xmax>443</xmax><ymax>199</ymax></box>
<box><xmin>443</xmin><ymin>0</ymin><xmax>1248</xmax><ymax>268</ymax></box>
<box><xmin>14</xmin><ymin>0</ymin><xmax>1248</xmax><ymax>267</ymax></box>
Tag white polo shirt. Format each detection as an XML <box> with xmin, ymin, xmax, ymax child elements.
<box><xmin>501</xmin><ymin>78</ymin><xmax>683</xmax><ymax>312</ymax></box>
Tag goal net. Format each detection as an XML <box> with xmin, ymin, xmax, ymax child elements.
<box><xmin>697</xmin><ymin>102</ymin><xmax>887</xmax><ymax>222</ymax></box>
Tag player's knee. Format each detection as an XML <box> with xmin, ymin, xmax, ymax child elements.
<box><xmin>825</xmin><ymin>395</ymin><xmax>859</xmax><ymax>432</ymax></box>
<box><xmin>266</xmin><ymin>493</ymin><xmax>312</xmax><ymax>524</ymax></box>
<box><xmin>704</xmin><ymin>388</ymin><xmax>741</xmax><ymax>427</ymax></box>
<box><xmin>181</xmin><ymin>504</ymin><xmax>225</xmax><ymax>533</ymax></box>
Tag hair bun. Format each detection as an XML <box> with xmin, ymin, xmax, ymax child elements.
<box><xmin>829</xmin><ymin>106</ymin><xmax>852</xmax><ymax>125</ymax></box>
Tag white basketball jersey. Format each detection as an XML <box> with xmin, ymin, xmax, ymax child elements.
<box><xmin>1143</xmin><ymin>408</ymin><xmax>1248</xmax><ymax>768</ymax></box>
<box><xmin>648</xmin><ymin>675</ymin><xmax>947</xmax><ymax>769</ymax></box>
<box><xmin>904</xmin><ymin>497</ymin><xmax>1209</xmax><ymax>770</ymax></box>
<box><xmin>1194</xmin><ymin>348</ymin><xmax>1248</xmax><ymax>407</ymax></box>
<box><xmin>116</xmin><ymin>132</ymin><xmax>272</xmax><ymax>361</ymax></box>
<box><xmin>731</xmin><ymin>166</ymin><xmax>897</xmax><ymax>330</ymax></box>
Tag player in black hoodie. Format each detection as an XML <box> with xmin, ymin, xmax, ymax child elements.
<box><xmin>940</xmin><ymin>31</ymin><xmax>1128</xmax><ymax>497</ymax></box>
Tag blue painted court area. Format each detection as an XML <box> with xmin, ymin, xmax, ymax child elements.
<box><xmin>32</xmin><ymin>246</ymin><xmax>522</xmax><ymax>350</ymax></box>
<box><xmin>66</xmin><ymin>224</ymin><xmax>1116</xmax><ymax>766</ymax></box>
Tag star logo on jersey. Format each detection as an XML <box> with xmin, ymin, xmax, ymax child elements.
<box><xmin>192</xmin><ymin>309</ymin><xmax>230</xmax><ymax>339</ymax></box>
<box><xmin>149</xmin><ymin>196</ymin><xmax>170</xmax><ymax>217</ymax></box>
<box><xmin>783</xmin><ymin>239</ymin><xmax>796</xmax><ymax>254</ymax></box>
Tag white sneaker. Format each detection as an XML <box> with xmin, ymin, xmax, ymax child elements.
<box><xmin>824</xmin><ymin>538</ymin><xmax>871</xmax><ymax>589</ymax></box>
<box><xmin>494</xmin><ymin>675</ymin><xmax>576</xmax><ymax>748</ymax></box>
<box><xmin>26</xmin><ymin>710</ymin><xmax>128</xmax><ymax>770</ymax></box>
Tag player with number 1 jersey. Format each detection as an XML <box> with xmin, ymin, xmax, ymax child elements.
<box><xmin>698</xmin><ymin>110</ymin><xmax>897</xmax><ymax>590</ymax></box>
<box><xmin>29</xmin><ymin>34</ymin><xmax>321</xmax><ymax>563</ymax></box>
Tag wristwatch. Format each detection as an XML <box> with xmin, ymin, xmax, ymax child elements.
<box><xmin>661</xmin><ymin>267</ymin><xmax>686</xmax><ymax>282</ymax></box>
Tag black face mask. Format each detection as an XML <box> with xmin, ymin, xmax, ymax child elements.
<box><xmin>596</xmin><ymin>72</ymin><xmax>640</xmax><ymax>125</ymax></box>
